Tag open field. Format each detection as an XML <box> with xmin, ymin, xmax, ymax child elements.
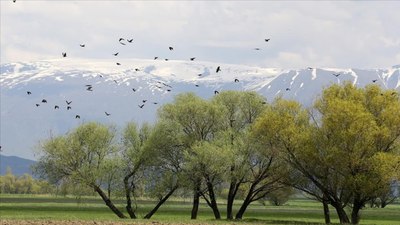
<box><xmin>1</xmin><ymin>194</ymin><xmax>399</xmax><ymax>225</ymax></box>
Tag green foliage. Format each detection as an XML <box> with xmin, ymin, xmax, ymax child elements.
<box><xmin>0</xmin><ymin>169</ymin><xmax>54</xmax><ymax>194</ymax></box>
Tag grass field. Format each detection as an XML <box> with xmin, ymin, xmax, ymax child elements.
<box><xmin>0</xmin><ymin>194</ymin><xmax>399</xmax><ymax>225</ymax></box>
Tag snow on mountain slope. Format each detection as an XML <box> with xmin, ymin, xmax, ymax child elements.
<box><xmin>1</xmin><ymin>58</ymin><xmax>399</xmax><ymax>159</ymax></box>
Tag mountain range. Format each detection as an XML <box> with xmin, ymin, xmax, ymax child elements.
<box><xmin>1</xmin><ymin>58</ymin><xmax>399</xmax><ymax>160</ymax></box>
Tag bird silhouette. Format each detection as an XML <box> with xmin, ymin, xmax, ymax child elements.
<box><xmin>169</xmin><ymin>47</ymin><xmax>174</xmax><ymax>51</ymax></box>
<box><xmin>190</xmin><ymin>57</ymin><xmax>196</xmax><ymax>61</ymax></box>
<box><xmin>333</xmin><ymin>73</ymin><xmax>340</xmax><ymax>77</ymax></box>
<box><xmin>13</xmin><ymin>0</ymin><xmax>16</xmax><ymax>2</ymax></box>
<box><xmin>67</xmin><ymin>106</ymin><xmax>72</xmax><ymax>110</ymax></box>
<box><xmin>286</xmin><ymin>88</ymin><xmax>291</xmax><ymax>91</ymax></box>
<box><xmin>138</xmin><ymin>104</ymin><xmax>145</xmax><ymax>108</ymax></box>
<box><xmin>142</xmin><ymin>100</ymin><xmax>147</xmax><ymax>103</ymax></box>
<box><xmin>36</xmin><ymin>104</ymin><xmax>40</xmax><ymax>107</ymax></box>
<box><xmin>113</xmin><ymin>52</ymin><xmax>119</xmax><ymax>56</ymax></box>
<box><xmin>119</xmin><ymin>38</ymin><xmax>125</xmax><ymax>42</ymax></box>
<box><xmin>62</xmin><ymin>52</ymin><xmax>67</xmax><ymax>57</ymax></box>
<box><xmin>80</xmin><ymin>44</ymin><xmax>85</xmax><ymax>47</ymax></box>
<box><xmin>66</xmin><ymin>100</ymin><xmax>72</xmax><ymax>105</ymax></box>
<box><xmin>307</xmin><ymin>67</ymin><xmax>313</xmax><ymax>70</ymax></box>
<box><xmin>132</xmin><ymin>88</ymin><xmax>136</xmax><ymax>92</ymax></box>
<box><xmin>127</xmin><ymin>39</ymin><xmax>133</xmax><ymax>43</ymax></box>
<box><xmin>216</xmin><ymin>66</ymin><xmax>221</xmax><ymax>73</ymax></box>
<box><xmin>195</xmin><ymin>84</ymin><xmax>199</xmax><ymax>87</ymax></box>
<box><xmin>167</xmin><ymin>89</ymin><xmax>171</xmax><ymax>92</ymax></box>
<box><xmin>75</xmin><ymin>115</ymin><xmax>80</xmax><ymax>119</ymax></box>
<box><xmin>165</xmin><ymin>59</ymin><xmax>169</xmax><ymax>61</ymax></box>
<box><xmin>120</xmin><ymin>42</ymin><xmax>126</xmax><ymax>45</ymax></box>
<box><xmin>27</xmin><ymin>91</ymin><xmax>32</xmax><ymax>95</ymax></box>
<box><xmin>154</xmin><ymin>57</ymin><xmax>158</xmax><ymax>60</ymax></box>
<box><xmin>113</xmin><ymin>80</ymin><xmax>118</xmax><ymax>84</ymax></box>
<box><xmin>105</xmin><ymin>112</ymin><xmax>111</xmax><ymax>116</ymax></box>
<box><xmin>198</xmin><ymin>74</ymin><xmax>202</xmax><ymax>76</ymax></box>
<box><xmin>254</xmin><ymin>48</ymin><xmax>261</xmax><ymax>50</ymax></box>
<box><xmin>42</xmin><ymin>99</ymin><xmax>47</xmax><ymax>103</ymax></box>
<box><xmin>234</xmin><ymin>78</ymin><xmax>239</xmax><ymax>83</ymax></box>
<box><xmin>86</xmin><ymin>86</ymin><xmax>93</xmax><ymax>91</ymax></box>
<box><xmin>265</xmin><ymin>38</ymin><xmax>270</xmax><ymax>42</ymax></box>
<box><xmin>372</xmin><ymin>79</ymin><xmax>378</xmax><ymax>83</ymax></box>
<box><xmin>214</xmin><ymin>90</ymin><xmax>219</xmax><ymax>95</ymax></box>
<box><xmin>153</xmin><ymin>102</ymin><xmax>158</xmax><ymax>105</ymax></box>
<box><xmin>116</xmin><ymin>62</ymin><xmax>121</xmax><ymax>65</ymax></box>
<box><xmin>135</xmin><ymin>68</ymin><xmax>140</xmax><ymax>71</ymax></box>
<box><xmin>54</xmin><ymin>105</ymin><xmax>59</xmax><ymax>109</ymax></box>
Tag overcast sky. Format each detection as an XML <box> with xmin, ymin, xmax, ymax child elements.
<box><xmin>1</xmin><ymin>1</ymin><xmax>400</xmax><ymax>68</ymax></box>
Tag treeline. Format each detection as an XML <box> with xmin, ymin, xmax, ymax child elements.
<box><xmin>0</xmin><ymin>168</ymin><xmax>53</xmax><ymax>194</ymax></box>
<box><xmin>34</xmin><ymin>82</ymin><xmax>400</xmax><ymax>224</ymax></box>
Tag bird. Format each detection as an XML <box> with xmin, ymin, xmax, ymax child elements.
<box><xmin>154</xmin><ymin>57</ymin><xmax>158</xmax><ymax>60</ymax></box>
<box><xmin>138</xmin><ymin>104</ymin><xmax>145</xmax><ymax>108</ymax></box>
<box><xmin>116</xmin><ymin>63</ymin><xmax>121</xmax><ymax>65</ymax></box>
<box><xmin>67</xmin><ymin>106</ymin><xmax>72</xmax><ymax>110</ymax></box>
<box><xmin>169</xmin><ymin>47</ymin><xmax>174</xmax><ymax>51</ymax></box>
<box><xmin>265</xmin><ymin>38</ymin><xmax>270</xmax><ymax>42</ymax></box>
<box><xmin>307</xmin><ymin>67</ymin><xmax>313</xmax><ymax>70</ymax></box>
<box><xmin>132</xmin><ymin>88</ymin><xmax>136</xmax><ymax>92</ymax></box>
<box><xmin>105</xmin><ymin>112</ymin><xmax>111</xmax><ymax>116</ymax></box>
<box><xmin>35</xmin><ymin>104</ymin><xmax>40</xmax><ymax>107</ymax></box>
<box><xmin>165</xmin><ymin>59</ymin><xmax>169</xmax><ymax>61</ymax></box>
<box><xmin>119</xmin><ymin>38</ymin><xmax>125</xmax><ymax>42</ymax></box>
<box><xmin>80</xmin><ymin>44</ymin><xmax>85</xmax><ymax>47</ymax></box>
<box><xmin>254</xmin><ymin>48</ymin><xmax>261</xmax><ymax>50</ymax></box>
<box><xmin>198</xmin><ymin>74</ymin><xmax>202</xmax><ymax>76</ymax></box>
<box><xmin>135</xmin><ymin>68</ymin><xmax>140</xmax><ymax>71</ymax></box>
<box><xmin>54</xmin><ymin>105</ymin><xmax>59</xmax><ymax>109</ymax></box>
<box><xmin>127</xmin><ymin>39</ymin><xmax>133</xmax><ymax>43</ymax></box>
<box><xmin>86</xmin><ymin>86</ymin><xmax>93</xmax><ymax>91</ymax></box>
<box><xmin>216</xmin><ymin>66</ymin><xmax>221</xmax><ymax>73</ymax></box>
<box><xmin>190</xmin><ymin>57</ymin><xmax>196</xmax><ymax>61</ymax></box>
<box><xmin>27</xmin><ymin>91</ymin><xmax>32</xmax><ymax>95</ymax></box>
<box><xmin>13</xmin><ymin>0</ymin><xmax>16</xmax><ymax>2</ymax></box>
<box><xmin>42</xmin><ymin>99</ymin><xmax>47</xmax><ymax>103</ymax></box>
<box><xmin>195</xmin><ymin>84</ymin><xmax>199</xmax><ymax>87</ymax></box>
<box><xmin>214</xmin><ymin>90</ymin><xmax>219</xmax><ymax>95</ymax></box>
<box><xmin>372</xmin><ymin>79</ymin><xmax>378</xmax><ymax>83</ymax></box>
<box><xmin>166</xmin><ymin>89</ymin><xmax>171</xmax><ymax>92</ymax></box>
<box><xmin>66</xmin><ymin>100</ymin><xmax>72</xmax><ymax>105</ymax></box>
<box><xmin>333</xmin><ymin>73</ymin><xmax>340</xmax><ymax>77</ymax></box>
<box><xmin>120</xmin><ymin>42</ymin><xmax>126</xmax><ymax>45</ymax></box>
<box><xmin>142</xmin><ymin>100</ymin><xmax>147</xmax><ymax>103</ymax></box>
<box><xmin>113</xmin><ymin>52</ymin><xmax>119</xmax><ymax>56</ymax></box>
<box><xmin>286</xmin><ymin>88</ymin><xmax>291</xmax><ymax>91</ymax></box>
<box><xmin>153</xmin><ymin>102</ymin><xmax>158</xmax><ymax>105</ymax></box>
<box><xmin>234</xmin><ymin>78</ymin><xmax>239</xmax><ymax>83</ymax></box>
<box><xmin>62</xmin><ymin>52</ymin><xmax>67</xmax><ymax>57</ymax></box>
<box><xmin>113</xmin><ymin>80</ymin><xmax>118</xmax><ymax>84</ymax></box>
<box><xmin>75</xmin><ymin>115</ymin><xmax>80</xmax><ymax>119</ymax></box>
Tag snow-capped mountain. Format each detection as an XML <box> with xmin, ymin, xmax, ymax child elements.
<box><xmin>1</xmin><ymin>58</ymin><xmax>399</xmax><ymax>159</ymax></box>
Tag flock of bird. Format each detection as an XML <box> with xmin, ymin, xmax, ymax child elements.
<box><xmin>24</xmin><ymin>37</ymin><xmax>274</xmax><ymax>120</ymax></box>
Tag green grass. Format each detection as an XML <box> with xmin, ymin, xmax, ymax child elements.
<box><xmin>0</xmin><ymin>194</ymin><xmax>399</xmax><ymax>224</ymax></box>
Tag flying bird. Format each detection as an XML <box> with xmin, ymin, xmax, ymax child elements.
<box><xmin>169</xmin><ymin>47</ymin><xmax>174</xmax><ymax>51</ymax></box>
<box><xmin>153</xmin><ymin>102</ymin><xmax>158</xmax><ymax>105</ymax></box>
<box><xmin>113</xmin><ymin>80</ymin><xmax>118</xmax><ymax>84</ymax></box>
<box><xmin>66</xmin><ymin>100</ymin><xmax>72</xmax><ymax>105</ymax></box>
<box><xmin>307</xmin><ymin>67</ymin><xmax>313</xmax><ymax>70</ymax></box>
<box><xmin>75</xmin><ymin>115</ymin><xmax>80</xmax><ymax>119</ymax></box>
<box><xmin>116</xmin><ymin>62</ymin><xmax>121</xmax><ymax>65</ymax></box>
<box><xmin>372</xmin><ymin>79</ymin><xmax>378</xmax><ymax>83</ymax></box>
<box><xmin>54</xmin><ymin>105</ymin><xmax>59</xmax><ymax>109</ymax></box>
<box><xmin>195</xmin><ymin>84</ymin><xmax>199</xmax><ymax>87</ymax></box>
<box><xmin>27</xmin><ymin>91</ymin><xmax>32</xmax><ymax>95</ymax></box>
<box><xmin>198</xmin><ymin>74</ymin><xmax>202</xmax><ymax>76</ymax></box>
<box><xmin>105</xmin><ymin>112</ymin><xmax>111</xmax><ymax>116</ymax></box>
<box><xmin>265</xmin><ymin>38</ymin><xmax>270</xmax><ymax>42</ymax></box>
<box><xmin>41</xmin><ymin>99</ymin><xmax>47</xmax><ymax>103</ymax></box>
<box><xmin>80</xmin><ymin>44</ymin><xmax>85</xmax><ymax>47</ymax></box>
<box><xmin>113</xmin><ymin>52</ymin><xmax>119</xmax><ymax>56</ymax></box>
<box><xmin>132</xmin><ymin>88</ymin><xmax>136</xmax><ymax>92</ymax></box>
<box><xmin>142</xmin><ymin>100</ymin><xmax>147</xmax><ymax>103</ymax></box>
<box><xmin>13</xmin><ymin>0</ymin><xmax>16</xmax><ymax>2</ymax></box>
<box><xmin>234</xmin><ymin>78</ymin><xmax>239</xmax><ymax>83</ymax></box>
<box><xmin>67</xmin><ymin>106</ymin><xmax>72</xmax><ymax>110</ymax></box>
<box><xmin>62</xmin><ymin>52</ymin><xmax>67</xmax><ymax>57</ymax></box>
<box><xmin>333</xmin><ymin>73</ymin><xmax>340</xmax><ymax>77</ymax></box>
<box><xmin>36</xmin><ymin>104</ymin><xmax>40</xmax><ymax>107</ymax></box>
<box><xmin>165</xmin><ymin>59</ymin><xmax>169</xmax><ymax>61</ymax></box>
<box><xmin>127</xmin><ymin>39</ymin><xmax>133</xmax><ymax>43</ymax></box>
<box><xmin>119</xmin><ymin>38</ymin><xmax>125</xmax><ymax>42</ymax></box>
<box><xmin>216</xmin><ymin>66</ymin><xmax>221</xmax><ymax>73</ymax></box>
<box><xmin>120</xmin><ymin>42</ymin><xmax>126</xmax><ymax>45</ymax></box>
<box><xmin>286</xmin><ymin>88</ymin><xmax>291</xmax><ymax>91</ymax></box>
<box><xmin>166</xmin><ymin>89</ymin><xmax>171</xmax><ymax>92</ymax></box>
<box><xmin>190</xmin><ymin>57</ymin><xmax>196</xmax><ymax>61</ymax></box>
<box><xmin>135</xmin><ymin>68</ymin><xmax>140</xmax><ymax>71</ymax></box>
<box><xmin>154</xmin><ymin>57</ymin><xmax>158</xmax><ymax>60</ymax></box>
<box><xmin>214</xmin><ymin>90</ymin><xmax>219</xmax><ymax>95</ymax></box>
<box><xmin>138</xmin><ymin>104</ymin><xmax>145</xmax><ymax>108</ymax></box>
<box><xmin>86</xmin><ymin>86</ymin><xmax>93</xmax><ymax>91</ymax></box>
<box><xmin>254</xmin><ymin>48</ymin><xmax>261</xmax><ymax>50</ymax></box>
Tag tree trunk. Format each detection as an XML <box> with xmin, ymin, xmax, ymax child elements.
<box><xmin>93</xmin><ymin>185</ymin><xmax>127</xmax><ymax>219</ymax></box>
<box><xmin>332</xmin><ymin>202</ymin><xmax>350</xmax><ymax>224</ymax></box>
<box><xmin>124</xmin><ymin>175</ymin><xmax>137</xmax><ymax>219</ymax></box>
<box><xmin>235</xmin><ymin>198</ymin><xmax>251</xmax><ymax>220</ymax></box>
<box><xmin>144</xmin><ymin>185</ymin><xmax>178</xmax><ymax>219</ymax></box>
<box><xmin>351</xmin><ymin>197</ymin><xmax>363</xmax><ymax>225</ymax></box>
<box><xmin>322</xmin><ymin>196</ymin><xmax>331</xmax><ymax>224</ymax></box>
<box><xmin>191</xmin><ymin>184</ymin><xmax>200</xmax><ymax>219</ymax></box>
<box><xmin>205</xmin><ymin>179</ymin><xmax>221</xmax><ymax>219</ymax></box>
<box><xmin>227</xmin><ymin>181</ymin><xmax>237</xmax><ymax>220</ymax></box>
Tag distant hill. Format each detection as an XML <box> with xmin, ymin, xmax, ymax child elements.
<box><xmin>0</xmin><ymin>154</ymin><xmax>36</xmax><ymax>176</ymax></box>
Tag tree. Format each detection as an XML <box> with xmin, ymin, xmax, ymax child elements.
<box><xmin>34</xmin><ymin>122</ymin><xmax>126</xmax><ymax>218</ymax></box>
<box><xmin>253</xmin><ymin>83</ymin><xmax>400</xmax><ymax>224</ymax></box>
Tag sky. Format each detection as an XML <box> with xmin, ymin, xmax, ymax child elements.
<box><xmin>1</xmin><ymin>1</ymin><xmax>400</xmax><ymax>69</ymax></box>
